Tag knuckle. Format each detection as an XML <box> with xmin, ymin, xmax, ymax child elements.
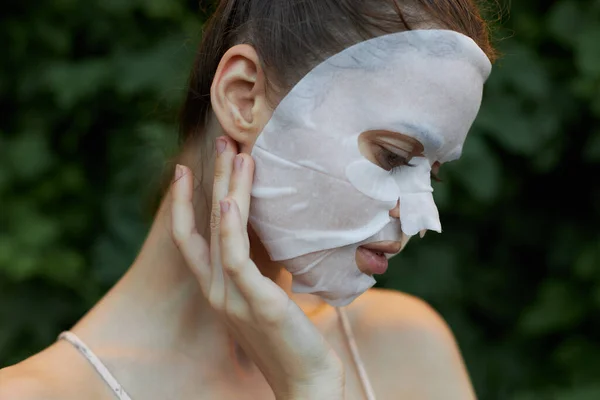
<box><xmin>222</xmin><ymin>264</ymin><xmax>239</xmax><ymax>279</ymax></box>
<box><xmin>171</xmin><ymin>226</ymin><xmax>187</xmax><ymax>246</ymax></box>
<box><xmin>256</xmin><ymin>301</ymin><xmax>287</xmax><ymax>328</ymax></box>
<box><xmin>207</xmin><ymin>291</ymin><xmax>225</xmax><ymax>314</ymax></box>
<box><xmin>259</xmin><ymin>312</ymin><xmax>283</xmax><ymax>329</ymax></box>
<box><xmin>224</xmin><ymin>302</ymin><xmax>247</xmax><ymax>323</ymax></box>
<box><xmin>213</xmin><ymin>167</ymin><xmax>228</xmax><ymax>183</ymax></box>
<box><xmin>222</xmin><ymin>256</ymin><xmax>246</xmax><ymax>278</ymax></box>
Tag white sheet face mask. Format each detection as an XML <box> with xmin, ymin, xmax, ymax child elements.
<box><xmin>249</xmin><ymin>30</ymin><xmax>492</xmax><ymax>306</ymax></box>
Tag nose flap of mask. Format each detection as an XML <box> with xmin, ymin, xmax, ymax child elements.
<box><xmin>394</xmin><ymin>157</ymin><xmax>442</xmax><ymax>235</ymax></box>
<box><xmin>347</xmin><ymin>156</ymin><xmax>442</xmax><ymax>236</ymax></box>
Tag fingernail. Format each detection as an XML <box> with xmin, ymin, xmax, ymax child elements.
<box><xmin>216</xmin><ymin>138</ymin><xmax>227</xmax><ymax>155</ymax></box>
<box><xmin>175</xmin><ymin>164</ymin><xmax>183</xmax><ymax>181</ymax></box>
<box><xmin>220</xmin><ymin>200</ymin><xmax>230</xmax><ymax>213</ymax></box>
<box><xmin>234</xmin><ymin>155</ymin><xmax>244</xmax><ymax>170</ymax></box>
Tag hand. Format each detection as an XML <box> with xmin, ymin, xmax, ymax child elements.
<box><xmin>170</xmin><ymin>136</ymin><xmax>345</xmax><ymax>400</ymax></box>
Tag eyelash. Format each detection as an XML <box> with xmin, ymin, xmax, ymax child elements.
<box><xmin>385</xmin><ymin>153</ymin><xmax>413</xmax><ymax>173</ymax></box>
<box><xmin>377</xmin><ymin>147</ymin><xmax>442</xmax><ymax>182</ymax></box>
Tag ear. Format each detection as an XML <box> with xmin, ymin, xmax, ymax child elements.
<box><xmin>210</xmin><ymin>44</ymin><xmax>271</xmax><ymax>152</ymax></box>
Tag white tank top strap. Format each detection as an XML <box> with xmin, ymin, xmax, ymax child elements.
<box><xmin>336</xmin><ymin>307</ymin><xmax>377</xmax><ymax>400</ymax></box>
<box><xmin>59</xmin><ymin>312</ymin><xmax>373</xmax><ymax>400</ymax></box>
<box><xmin>58</xmin><ymin>331</ymin><xmax>133</xmax><ymax>400</ymax></box>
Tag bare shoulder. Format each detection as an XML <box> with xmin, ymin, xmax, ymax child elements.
<box><xmin>0</xmin><ymin>342</ymin><xmax>107</xmax><ymax>400</ymax></box>
<box><xmin>350</xmin><ymin>288</ymin><xmax>453</xmax><ymax>334</ymax></box>
<box><xmin>0</xmin><ymin>357</ymin><xmax>59</xmax><ymax>400</ymax></box>
<box><xmin>346</xmin><ymin>288</ymin><xmax>476</xmax><ymax>399</ymax></box>
<box><xmin>348</xmin><ymin>288</ymin><xmax>460</xmax><ymax>359</ymax></box>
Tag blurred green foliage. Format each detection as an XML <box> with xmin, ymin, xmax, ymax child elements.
<box><xmin>1</xmin><ymin>1</ymin><xmax>599</xmax><ymax>399</ymax></box>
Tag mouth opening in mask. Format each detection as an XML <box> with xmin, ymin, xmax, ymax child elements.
<box><xmin>356</xmin><ymin>240</ymin><xmax>404</xmax><ymax>275</ymax></box>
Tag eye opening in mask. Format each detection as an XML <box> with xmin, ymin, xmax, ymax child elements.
<box><xmin>374</xmin><ymin>143</ymin><xmax>414</xmax><ymax>172</ymax></box>
<box><xmin>359</xmin><ymin>130</ymin><xmax>441</xmax><ymax>182</ymax></box>
<box><xmin>374</xmin><ymin>144</ymin><xmax>442</xmax><ymax>183</ymax></box>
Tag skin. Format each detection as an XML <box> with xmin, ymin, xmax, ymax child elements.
<box><xmin>0</xmin><ymin>43</ymin><xmax>477</xmax><ymax>400</ymax></box>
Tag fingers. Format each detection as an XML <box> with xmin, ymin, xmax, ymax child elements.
<box><xmin>228</xmin><ymin>153</ymin><xmax>255</xmax><ymax>227</ymax></box>
<box><xmin>209</xmin><ymin>137</ymin><xmax>238</xmax><ymax>292</ymax></box>
<box><xmin>172</xmin><ymin>140</ymin><xmax>271</xmax><ymax>317</ymax></box>
<box><xmin>219</xmin><ymin>198</ymin><xmax>271</xmax><ymax>303</ymax></box>
<box><xmin>210</xmin><ymin>137</ymin><xmax>238</xmax><ymax>238</ymax></box>
<box><xmin>171</xmin><ymin>165</ymin><xmax>210</xmax><ymax>289</ymax></box>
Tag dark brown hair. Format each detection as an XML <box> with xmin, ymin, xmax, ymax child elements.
<box><xmin>180</xmin><ymin>0</ymin><xmax>496</xmax><ymax>143</ymax></box>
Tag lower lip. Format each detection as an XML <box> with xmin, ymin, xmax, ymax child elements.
<box><xmin>356</xmin><ymin>247</ymin><xmax>388</xmax><ymax>275</ymax></box>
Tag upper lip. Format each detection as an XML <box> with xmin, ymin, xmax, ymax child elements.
<box><xmin>360</xmin><ymin>241</ymin><xmax>402</xmax><ymax>255</ymax></box>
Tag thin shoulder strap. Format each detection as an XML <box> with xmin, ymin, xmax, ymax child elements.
<box><xmin>336</xmin><ymin>307</ymin><xmax>377</xmax><ymax>400</ymax></box>
<box><xmin>58</xmin><ymin>331</ymin><xmax>133</xmax><ymax>400</ymax></box>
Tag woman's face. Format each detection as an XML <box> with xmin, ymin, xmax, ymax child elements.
<box><xmin>211</xmin><ymin>29</ymin><xmax>491</xmax><ymax>305</ymax></box>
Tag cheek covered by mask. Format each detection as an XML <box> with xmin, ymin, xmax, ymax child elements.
<box><xmin>249</xmin><ymin>30</ymin><xmax>492</xmax><ymax>306</ymax></box>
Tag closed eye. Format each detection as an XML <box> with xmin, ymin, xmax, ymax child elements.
<box><xmin>376</xmin><ymin>146</ymin><xmax>443</xmax><ymax>182</ymax></box>
<box><xmin>374</xmin><ymin>145</ymin><xmax>413</xmax><ymax>173</ymax></box>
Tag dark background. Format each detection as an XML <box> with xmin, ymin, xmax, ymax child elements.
<box><xmin>1</xmin><ymin>1</ymin><xmax>599</xmax><ymax>399</ymax></box>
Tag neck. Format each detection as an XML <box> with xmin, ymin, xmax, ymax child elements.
<box><xmin>72</xmin><ymin>181</ymin><xmax>324</xmax><ymax>366</ymax></box>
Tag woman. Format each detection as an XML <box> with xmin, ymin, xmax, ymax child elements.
<box><xmin>0</xmin><ymin>0</ymin><xmax>496</xmax><ymax>399</ymax></box>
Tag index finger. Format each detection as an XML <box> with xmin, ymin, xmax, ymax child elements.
<box><xmin>210</xmin><ymin>136</ymin><xmax>238</xmax><ymax>288</ymax></box>
<box><xmin>171</xmin><ymin>164</ymin><xmax>211</xmax><ymax>290</ymax></box>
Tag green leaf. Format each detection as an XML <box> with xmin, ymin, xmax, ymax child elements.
<box><xmin>448</xmin><ymin>135</ymin><xmax>501</xmax><ymax>202</ymax></box>
<box><xmin>0</xmin><ymin>236</ymin><xmax>16</xmax><ymax>272</ymax></box>
<box><xmin>497</xmin><ymin>43</ymin><xmax>550</xmax><ymax>100</ymax></box>
<box><xmin>42</xmin><ymin>249</ymin><xmax>85</xmax><ymax>286</ymax></box>
<box><xmin>575</xmin><ymin>27</ymin><xmax>600</xmax><ymax>78</ymax></box>
<box><xmin>8</xmin><ymin>253</ymin><xmax>39</xmax><ymax>281</ymax></box>
<box><xmin>583</xmin><ymin>129</ymin><xmax>600</xmax><ymax>162</ymax></box>
<box><xmin>547</xmin><ymin>1</ymin><xmax>586</xmax><ymax>45</ymax></box>
<box><xmin>574</xmin><ymin>243</ymin><xmax>600</xmax><ymax>280</ymax></box>
<box><xmin>520</xmin><ymin>281</ymin><xmax>586</xmax><ymax>335</ymax></box>
<box><xmin>142</xmin><ymin>0</ymin><xmax>185</xmax><ymax>19</ymax></box>
<box><xmin>476</xmin><ymin>95</ymin><xmax>535</xmax><ymax>154</ymax></box>
<box><xmin>5</xmin><ymin>132</ymin><xmax>55</xmax><ymax>181</ymax></box>
<box><xmin>43</xmin><ymin>59</ymin><xmax>111</xmax><ymax>109</ymax></box>
<box><xmin>555</xmin><ymin>385</ymin><xmax>600</xmax><ymax>400</ymax></box>
<box><xmin>113</xmin><ymin>36</ymin><xmax>189</xmax><ymax>99</ymax></box>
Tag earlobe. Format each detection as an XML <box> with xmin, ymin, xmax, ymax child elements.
<box><xmin>210</xmin><ymin>44</ymin><xmax>269</xmax><ymax>149</ymax></box>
